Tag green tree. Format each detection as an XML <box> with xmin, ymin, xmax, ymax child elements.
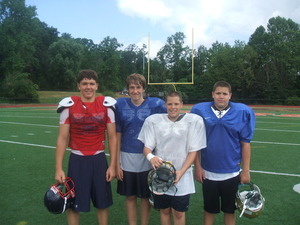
<box><xmin>1</xmin><ymin>73</ymin><xmax>39</xmax><ymax>102</ymax></box>
<box><xmin>0</xmin><ymin>0</ymin><xmax>58</xmax><ymax>95</ymax></box>
<box><xmin>27</xmin><ymin>21</ymin><xmax>58</xmax><ymax>88</ymax></box>
<box><xmin>75</xmin><ymin>38</ymin><xmax>99</xmax><ymax>70</ymax></box>
<box><xmin>96</xmin><ymin>36</ymin><xmax>123</xmax><ymax>91</ymax></box>
<box><xmin>0</xmin><ymin>0</ymin><xmax>37</xmax><ymax>76</ymax></box>
<box><xmin>119</xmin><ymin>44</ymin><xmax>142</xmax><ymax>85</ymax></box>
<box><xmin>249</xmin><ymin>16</ymin><xmax>300</xmax><ymax>103</ymax></box>
<box><xmin>156</xmin><ymin>32</ymin><xmax>191</xmax><ymax>82</ymax></box>
<box><xmin>48</xmin><ymin>36</ymin><xmax>83</xmax><ymax>90</ymax></box>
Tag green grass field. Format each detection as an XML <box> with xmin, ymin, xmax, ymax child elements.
<box><xmin>0</xmin><ymin>104</ymin><xmax>300</xmax><ymax>225</ymax></box>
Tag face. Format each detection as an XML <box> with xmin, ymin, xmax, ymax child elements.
<box><xmin>212</xmin><ymin>86</ymin><xmax>232</xmax><ymax>110</ymax></box>
<box><xmin>128</xmin><ymin>82</ymin><xmax>145</xmax><ymax>103</ymax></box>
<box><xmin>77</xmin><ymin>78</ymin><xmax>98</xmax><ymax>102</ymax></box>
<box><xmin>166</xmin><ymin>96</ymin><xmax>183</xmax><ymax>121</ymax></box>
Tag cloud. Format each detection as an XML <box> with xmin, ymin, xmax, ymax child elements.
<box><xmin>117</xmin><ymin>0</ymin><xmax>300</xmax><ymax>55</ymax></box>
<box><xmin>116</xmin><ymin>0</ymin><xmax>171</xmax><ymax>23</ymax></box>
<box><xmin>137</xmin><ymin>36</ymin><xmax>164</xmax><ymax>59</ymax></box>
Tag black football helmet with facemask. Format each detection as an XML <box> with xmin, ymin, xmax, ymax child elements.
<box><xmin>44</xmin><ymin>177</ymin><xmax>75</xmax><ymax>214</ymax></box>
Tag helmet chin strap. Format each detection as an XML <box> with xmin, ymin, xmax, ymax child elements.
<box><xmin>240</xmin><ymin>200</ymin><xmax>248</xmax><ymax>217</ymax></box>
<box><xmin>62</xmin><ymin>197</ymin><xmax>67</xmax><ymax>213</ymax></box>
<box><xmin>239</xmin><ymin>190</ymin><xmax>255</xmax><ymax>217</ymax></box>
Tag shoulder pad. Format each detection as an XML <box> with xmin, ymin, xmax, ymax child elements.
<box><xmin>103</xmin><ymin>96</ymin><xmax>117</xmax><ymax>107</ymax></box>
<box><xmin>57</xmin><ymin>97</ymin><xmax>74</xmax><ymax>113</ymax></box>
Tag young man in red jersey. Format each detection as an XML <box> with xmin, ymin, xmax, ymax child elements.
<box><xmin>55</xmin><ymin>70</ymin><xmax>117</xmax><ymax>225</ymax></box>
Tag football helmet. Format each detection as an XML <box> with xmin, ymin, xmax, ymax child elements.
<box><xmin>148</xmin><ymin>161</ymin><xmax>177</xmax><ymax>195</ymax></box>
<box><xmin>44</xmin><ymin>177</ymin><xmax>75</xmax><ymax>214</ymax></box>
<box><xmin>236</xmin><ymin>182</ymin><xmax>265</xmax><ymax>218</ymax></box>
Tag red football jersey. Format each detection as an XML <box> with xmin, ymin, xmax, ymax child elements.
<box><xmin>60</xmin><ymin>96</ymin><xmax>113</xmax><ymax>155</ymax></box>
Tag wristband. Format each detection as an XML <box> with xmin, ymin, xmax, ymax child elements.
<box><xmin>146</xmin><ymin>153</ymin><xmax>155</xmax><ymax>161</ymax></box>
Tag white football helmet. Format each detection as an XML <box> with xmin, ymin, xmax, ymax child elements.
<box><xmin>148</xmin><ymin>161</ymin><xmax>177</xmax><ymax>195</ymax></box>
<box><xmin>236</xmin><ymin>182</ymin><xmax>265</xmax><ymax>218</ymax></box>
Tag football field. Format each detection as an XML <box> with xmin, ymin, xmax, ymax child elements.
<box><xmin>0</xmin><ymin>104</ymin><xmax>300</xmax><ymax>225</ymax></box>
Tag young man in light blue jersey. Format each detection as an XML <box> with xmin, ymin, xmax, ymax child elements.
<box><xmin>115</xmin><ymin>73</ymin><xmax>166</xmax><ymax>225</ymax></box>
<box><xmin>191</xmin><ymin>81</ymin><xmax>256</xmax><ymax>225</ymax></box>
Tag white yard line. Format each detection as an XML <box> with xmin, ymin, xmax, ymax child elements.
<box><xmin>252</xmin><ymin>141</ymin><xmax>300</xmax><ymax>146</ymax></box>
<box><xmin>0</xmin><ymin>139</ymin><xmax>110</xmax><ymax>156</ymax></box>
<box><xmin>0</xmin><ymin>121</ymin><xmax>58</xmax><ymax>127</ymax></box>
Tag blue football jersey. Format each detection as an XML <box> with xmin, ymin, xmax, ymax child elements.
<box><xmin>115</xmin><ymin>97</ymin><xmax>166</xmax><ymax>154</ymax></box>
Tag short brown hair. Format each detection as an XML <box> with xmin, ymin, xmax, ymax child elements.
<box><xmin>212</xmin><ymin>81</ymin><xmax>231</xmax><ymax>93</ymax></box>
<box><xmin>126</xmin><ymin>73</ymin><xmax>146</xmax><ymax>90</ymax></box>
<box><xmin>77</xmin><ymin>70</ymin><xmax>98</xmax><ymax>83</ymax></box>
<box><xmin>166</xmin><ymin>91</ymin><xmax>183</xmax><ymax>102</ymax></box>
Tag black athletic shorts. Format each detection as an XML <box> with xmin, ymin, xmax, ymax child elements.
<box><xmin>117</xmin><ymin>170</ymin><xmax>151</xmax><ymax>198</ymax></box>
<box><xmin>68</xmin><ymin>152</ymin><xmax>113</xmax><ymax>212</ymax></box>
<box><xmin>202</xmin><ymin>175</ymin><xmax>240</xmax><ymax>214</ymax></box>
<box><xmin>153</xmin><ymin>194</ymin><xmax>190</xmax><ymax>212</ymax></box>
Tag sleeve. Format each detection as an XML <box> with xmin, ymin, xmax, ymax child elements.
<box><xmin>240</xmin><ymin>107</ymin><xmax>256</xmax><ymax>142</ymax></box>
<box><xmin>190</xmin><ymin>104</ymin><xmax>201</xmax><ymax>116</ymax></box>
<box><xmin>107</xmin><ymin>108</ymin><xmax>115</xmax><ymax>123</ymax></box>
<box><xmin>188</xmin><ymin>116</ymin><xmax>207</xmax><ymax>152</ymax></box>
<box><xmin>137</xmin><ymin>117</ymin><xmax>156</xmax><ymax>151</ymax></box>
<box><xmin>59</xmin><ymin>108</ymin><xmax>70</xmax><ymax>124</ymax></box>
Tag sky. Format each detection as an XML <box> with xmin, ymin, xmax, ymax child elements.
<box><xmin>25</xmin><ymin>0</ymin><xmax>300</xmax><ymax>58</ymax></box>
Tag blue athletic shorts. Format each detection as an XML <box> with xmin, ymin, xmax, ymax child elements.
<box><xmin>67</xmin><ymin>152</ymin><xmax>113</xmax><ymax>212</ymax></box>
<box><xmin>153</xmin><ymin>194</ymin><xmax>190</xmax><ymax>212</ymax></box>
<box><xmin>117</xmin><ymin>170</ymin><xmax>151</xmax><ymax>198</ymax></box>
<box><xmin>202</xmin><ymin>175</ymin><xmax>240</xmax><ymax>214</ymax></box>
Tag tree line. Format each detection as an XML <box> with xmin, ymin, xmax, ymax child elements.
<box><xmin>1</xmin><ymin>0</ymin><xmax>300</xmax><ymax>104</ymax></box>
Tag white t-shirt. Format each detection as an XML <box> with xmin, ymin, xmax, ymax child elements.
<box><xmin>138</xmin><ymin>113</ymin><xmax>207</xmax><ymax>196</ymax></box>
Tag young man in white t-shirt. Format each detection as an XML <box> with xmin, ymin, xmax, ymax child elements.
<box><xmin>138</xmin><ymin>91</ymin><xmax>207</xmax><ymax>225</ymax></box>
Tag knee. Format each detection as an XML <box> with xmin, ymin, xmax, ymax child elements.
<box><xmin>126</xmin><ymin>195</ymin><xmax>137</xmax><ymax>201</ymax></box>
<box><xmin>161</xmin><ymin>208</ymin><xmax>172</xmax><ymax>216</ymax></box>
<box><xmin>173</xmin><ymin>210</ymin><xmax>185</xmax><ymax>220</ymax></box>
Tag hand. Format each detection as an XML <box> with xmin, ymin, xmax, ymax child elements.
<box><xmin>240</xmin><ymin>170</ymin><xmax>250</xmax><ymax>184</ymax></box>
<box><xmin>174</xmin><ymin>170</ymin><xmax>184</xmax><ymax>185</ymax></box>
<box><xmin>106</xmin><ymin>166</ymin><xmax>116</xmax><ymax>182</ymax></box>
<box><xmin>150</xmin><ymin>156</ymin><xmax>163</xmax><ymax>169</ymax></box>
<box><xmin>194</xmin><ymin>165</ymin><xmax>206</xmax><ymax>183</ymax></box>
<box><xmin>55</xmin><ymin>169</ymin><xmax>66</xmax><ymax>184</ymax></box>
<box><xmin>116</xmin><ymin>165</ymin><xmax>124</xmax><ymax>181</ymax></box>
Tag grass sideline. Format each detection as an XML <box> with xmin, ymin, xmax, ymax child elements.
<box><xmin>0</xmin><ymin>104</ymin><xmax>300</xmax><ymax>225</ymax></box>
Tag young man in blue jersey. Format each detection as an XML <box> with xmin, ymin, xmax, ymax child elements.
<box><xmin>115</xmin><ymin>73</ymin><xmax>167</xmax><ymax>225</ymax></box>
<box><xmin>191</xmin><ymin>81</ymin><xmax>256</xmax><ymax>225</ymax></box>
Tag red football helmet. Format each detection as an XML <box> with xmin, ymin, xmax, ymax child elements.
<box><xmin>44</xmin><ymin>177</ymin><xmax>75</xmax><ymax>214</ymax></box>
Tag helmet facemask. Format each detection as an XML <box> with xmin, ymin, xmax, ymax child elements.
<box><xmin>148</xmin><ymin>161</ymin><xmax>177</xmax><ymax>195</ymax></box>
<box><xmin>236</xmin><ymin>182</ymin><xmax>265</xmax><ymax>218</ymax></box>
<box><xmin>44</xmin><ymin>177</ymin><xmax>76</xmax><ymax>214</ymax></box>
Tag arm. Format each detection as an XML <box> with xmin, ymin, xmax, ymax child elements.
<box><xmin>174</xmin><ymin>151</ymin><xmax>197</xmax><ymax>184</ymax></box>
<box><xmin>116</xmin><ymin>132</ymin><xmax>123</xmax><ymax>180</ymax></box>
<box><xmin>143</xmin><ymin>146</ymin><xmax>163</xmax><ymax>169</ymax></box>
<box><xmin>193</xmin><ymin>150</ymin><xmax>206</xmax><ymax>183</ymax></box>
<box><xmin>240</xmin><ymin>141</ymin><xmax>251</xmax><ymax>184</ymax></box>
<box><xmin>55</xmin><ymin>124</ymin><xmax>70</xmax><ymax>183</ymax></box>
<box><xmin>106</xmin><ymin>122</ymin><xmax>117</xmax><ymax>182</ymax></box>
